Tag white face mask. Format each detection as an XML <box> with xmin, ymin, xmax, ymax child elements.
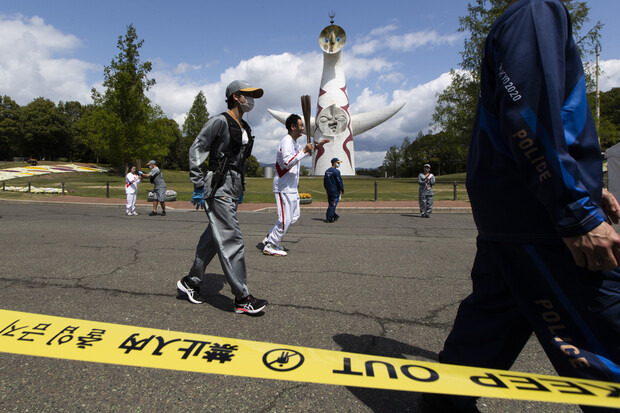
<box><xmin>239</xmin><ymin>96</ymin><xmax>254</xmax><ymax>113</ymax></box>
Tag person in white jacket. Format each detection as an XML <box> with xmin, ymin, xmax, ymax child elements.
<box><xmin>263</xmin><ymin>114</ymin><xmax>326</xmax><ymax>256</ymax></box>
<box><xmin>125</xmin><ymin>165</ymin><xmax>141</xmax><ymax>216</ymax></box>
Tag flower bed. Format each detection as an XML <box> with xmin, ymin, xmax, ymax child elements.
<box><xmin>3</xmin><ymin>185</ymin><xmax>62</xmax><ymax>194</ymax></box>
<box><xmin>299</xmin><ymin>192</ymin><xmax>312</xmax><ymax>204</ymax></box>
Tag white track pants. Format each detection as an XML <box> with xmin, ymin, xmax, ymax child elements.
<box><xmin>265</xmin><ymin>192</ymin><xmax>300</xmax><ymax>247</ymax></box>
<box><xmin>126</xmin><ymin>192</ymin><xmax>137</xmax><ymax>213</ymax></box>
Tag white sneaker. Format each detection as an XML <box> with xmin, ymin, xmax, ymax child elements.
<box><xmin>263</xmin><ymin>243</ymin><xmax>287</xmax><ymax>256</ymax></box>
<box><xmin>262</xmin><ymin>236</ymin><xmax>269</xmax><ymax>245</ymax></box>
<box><xmin>126</xmin><ymin>212</ymin><xmax>132</xmax><ymax>216</ymax></box>
<box><xmin>132</xmin><ymin>211</ymin><xmax>139</xmax><ymax>216</ymax></box>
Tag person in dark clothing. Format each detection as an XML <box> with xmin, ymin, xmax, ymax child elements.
<box><xmin>323</xmin><ymin>157</ymin><xmax>344</xmax><ymax>223</ymax></box>
<box><xmin>421</xmin><ymin>1</ymin><xmax>620</xmax><ymax>412</ymax></box>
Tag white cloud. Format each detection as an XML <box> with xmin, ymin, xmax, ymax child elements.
<box><xmin>147</xmin><ymin>51</ymin><xmax>324</xmax><ymax>127</ymax></box>
<box><xmin>351</xmin><ymin>40</ymin><xmax>380</xmax><ymax>56</ymax></box>
<box><xmin>386</xmin><ymin>30</ymin><xmax>462</xmax><ymax>52</ymax></box>
<box><xmin>348</xmin><ymin>72</ymin><xmax>454</xmax><ymax>166</ymax></box>
<box><xmin>0</xmin><ymin>14</ymin><xmax>81</xmax><ymax>52</ymax></box>
<box><xmin>174</xmin><ymin>62</ymin><xmax>202</xmax><ymax>75</ymax></box>
<box><xmin>600</xmin><ymin>59</ymin><xmax>620</xmax><ymax>91</ymax></box>
<box><xmin>354</xmin><ymin>150</ymin><xmax>391</xmax><ymax>171</ymax></box>
<box><xmin>343</xmin><ymin>55</ymin><xmax>394</xmax><ymax>80</ymax></box>
<box><xmin>145</xmin><ymin>51</ymin><xmax>453</xmax><ymax>168</ymax></box>
<box><xmin>351</xmin><ymin>24</ymin><xmax>462</xmax><ymax>57</ymax></box>
<box><xmin>0</xmin><ymin>14</ymin><xmax>99</xmax><ymax>104</ymax></box>
<box><xmin>369</xmin><ymin>25</ymin><xmax>398</xmax><ymax>37</ymax></box>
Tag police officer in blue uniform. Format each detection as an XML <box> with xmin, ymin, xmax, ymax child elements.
<box><xmin>324</xmin><ymin>157</ymin><xmax>344</xmax><ymax>223</ymax></box>
<box><xmin>422</xmin><ymin>1</ymin><xmax>620</xmax><ymax>412</ymax></box>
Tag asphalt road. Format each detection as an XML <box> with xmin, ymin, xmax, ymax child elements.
<box><xmin>0</xmin><ymin>201</ymin><xmax>582</xmax><ymax>412</ymax></box>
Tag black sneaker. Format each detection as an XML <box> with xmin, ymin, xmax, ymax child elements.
<box><xmin>177</xmin><ymin>276</ymin><xmax>204</xmax><ymax>304</ymax></box>
<box><xmin>234</xmin><ymin>295</ymin><xmax>267</xmax><ymax>314</ymax></box>
<box><xmin>161</xmin><ymin>211</ymin><xmax>166</xmax><ymax>216</ymax></box>
<box><xmin>149</xmin><ymin>211</ymin><xmax>158</xmax><ymax>216</ymax></box>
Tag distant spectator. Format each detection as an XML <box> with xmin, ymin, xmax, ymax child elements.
<box><xmin>418</xmin><ymin>163</ymin><xmax>435</xmax><ymax>218</ymax></box>
<box><xmin>323</xmin><ymin>158</ymin><xmax>344</xmax><ymax>223</ymax></box>
<box><xmin>140</xmin><ymin>160</ymin><xmax>166</xmax><ymax>216</ymax></box>
<box><xmin>125</xmin><ymin>165</ymin><xmax>141</xmax><ymax>216</ymax></box>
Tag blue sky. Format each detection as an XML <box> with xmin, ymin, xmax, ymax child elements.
<box><xmin>1</xmin><ymin>0</ymin><xmax>619</xmax><ymax>168</ymax></box>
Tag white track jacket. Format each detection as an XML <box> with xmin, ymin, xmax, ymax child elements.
<box><xmin>272</xmin><ymin>134</ymin><xmax>308</xmax><ymax>193</ymax></box>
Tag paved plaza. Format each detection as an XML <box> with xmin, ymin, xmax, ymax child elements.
<box><xmin>0</xmin><ymin>200</ymin><xmax>583</xmax><ymax>412</ymax></box>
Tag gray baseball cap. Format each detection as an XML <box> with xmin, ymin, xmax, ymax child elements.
<box><xmin>225</xmin><ymin>80</ymin><xmax>264</xmax><ymax>99</ymax></box>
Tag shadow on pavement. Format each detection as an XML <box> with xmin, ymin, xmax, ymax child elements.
<box><xmin>333</xmin><ymin>333</ymin><xmax>440</xmax><ymax>412</ymax></box>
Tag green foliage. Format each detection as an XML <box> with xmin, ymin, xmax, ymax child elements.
<box><xmin>386</xmin><ymin>130</ymin><xmax>469</xmax><ymax>178</ymax></box>
<box><xmin>356</xmin><ymin>167</ymin><xmax>382</xmax><ymax>177</ymax></box>
<box><xmin>78</xmin><ymin>106</ymin><xmax>122</xmax><ymax>164</ymax></box>
<box><xmin>457</xmin><ymin>0</ymin><xmax>511</xmax><ymax>79</ymax></box>
<box><xmin>382</xmin><ymin>144</ymin><xmax>402</xmax><ymax>177</ymax></box>
<box><xmin>592</xmin><ymin>87</ymin><xmax>620</xmax><ymax>150</ymax></box>
<box><xmin>20</xmin><ymin>97</ymin><xmax>71</xmax><ymax>160</ymax></box>
<box><xmin>62</xmin><ymin>102</ymin><xmax>96</xmax><ymax>162</ymax></box>
<box><xmin>431</xmin><ymin>0</ymin><xmax>602</xmax><ymax>163</ymax></box>
<box><xmin>182</xmin><ymin>91</ymin><xmax>209</xmax><ymax>138</ymax></box>
<box><xmin>599</xmin><ymin>88</ymin><xmax>620</xmax><ymax>127</ymax></box>
<box><xmin>173</xmin><ymin>91</ymin><xmax>210</xmax><ymax>170</ymax></box>
<box><xmin>245</xmin><ymin>155</ymin><xmax>262</xmax><ymax>177</ymax></box>
<box><xmin>0</xmin><ymin>96</ymin><xmax>21</xmax><ymax>160</ymax></box>
<box><xmin>90</xmin><ymin>24</ymin><xmax>177</xmax><ymax>168</ymax></box>
<box><xmin>431</xmin><ymin>70</ymin><xmax>479</xmax><ymax>146</ymax></box>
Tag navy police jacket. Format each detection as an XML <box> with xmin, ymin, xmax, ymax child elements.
<box><xmin>467</xmin><ymin>0</ymin><xmax>606</xmax><ymax>242</ymax></box>
<box><xmin>324</xmin><ymin>167</ymin><xmax>344</xmax><ymax>195</ymax></box>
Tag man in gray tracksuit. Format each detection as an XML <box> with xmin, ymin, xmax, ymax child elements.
<box><xmin>176</xmin><ymin>80</ymin><xmax>268</xmax><ymax>315</ymax></box>
<box><xmin>418</xmin><ymin>163</ymin><xmax>435</xmax><ymax>218</ymax></box>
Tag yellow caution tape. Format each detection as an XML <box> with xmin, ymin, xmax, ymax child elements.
<box><xmin>1</xmin><ymin>309</ymin><xmax>618</xmax><ymax>409</ymax></box>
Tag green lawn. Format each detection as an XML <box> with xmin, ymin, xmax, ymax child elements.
<box><xmin>0</xmin><ymin>163</ymin><xmax>469</xmax><ymax>203</ymax></box>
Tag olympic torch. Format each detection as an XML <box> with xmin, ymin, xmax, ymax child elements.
<box><xmin>301</xmin><ymin>95</ymin><xmax>312</xmax><ymax>145</ymax></box>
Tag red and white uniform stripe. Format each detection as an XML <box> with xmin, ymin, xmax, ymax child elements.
<box><xmin>266</xmin><ymin>134</ymin><xmax>308</xmax><ymax>247</ymax></box>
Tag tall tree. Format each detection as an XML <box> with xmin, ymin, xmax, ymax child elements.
<box><xmin>20</xmin><ymin>98</ymin><xmax>70</xmax><ymax>161</ymax></box>
<box><xmin>91</xmin><ymin>24</ymin><xmax>159</xmax><ymax>167</ymax></box>
<box><xmin>174</xmin><ymin>90</ymin><xmax>210</xmax><ymax>170</ymax></box>
<box><xmin>57</xmin><ymin>101</ymin><xmax>87</xmax><ymax>161</ymax></box>
<box><xmin>382</xmin><ymin>145</ymin><xmax>403</xmax><ymax>178</ymax></box>
<box><xmin>245</xmin><ymin>155</ymin><xmax>262</xmax><ymax>177</ymax></box>
<box><xmin>0</xmin><ymin>96</ymin><xmax>21</xmax><ymax>161</ymax></box>
<box><xmin>77</xmin><ymin>106</ymin><xmax>121</xmax><ymax>164</ymax></box>
<box><xmin>182</xmin><ymin>91</ymin><xmax>210</xmax><ymax>138</ymax></box>
<box><xmin>432</xmin><ymin>0</ymin><xmax>602</xmax><ymax>157</ymax></box>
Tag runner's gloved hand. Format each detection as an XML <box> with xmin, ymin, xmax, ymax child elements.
<box><xmin>192</xmin><ymin>186</ymin><xmax>205</xmax><ymax>210</ymax></box>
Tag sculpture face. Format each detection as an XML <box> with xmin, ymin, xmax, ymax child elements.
<box><xmin>318</xmin><ymin>104</ymin><xmax>349</xmax><ymax>136</ymax></box>
<box><xmin>319</xmin><ymin>25</ymin><xmax>346</xmax><ymax>54</ymax></box>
